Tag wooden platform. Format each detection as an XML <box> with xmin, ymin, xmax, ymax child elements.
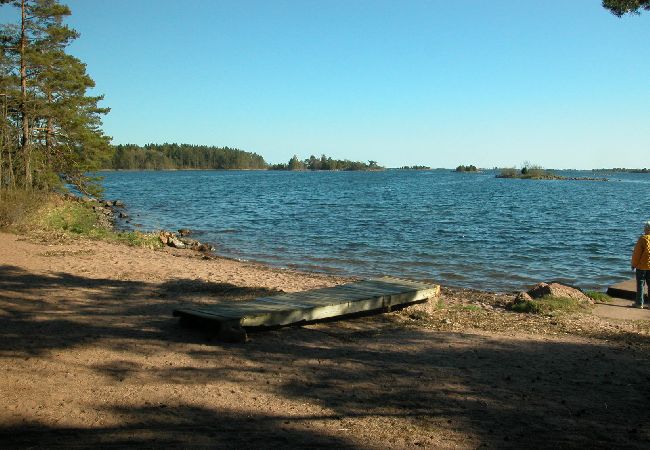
<box><xmin>607</xmin><ymin>278</ymin><xmax>646</xmax><ymax>300</ymax></box>
<box><xmin>173</xmin><ymin>276</ymin><xmax>440</xmax><ymax>329</ymax></box>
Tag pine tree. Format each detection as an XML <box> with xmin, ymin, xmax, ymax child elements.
<box><xmin>603</xmin><ymin>0</ymin><xmax>650</xmax><ymax>16</ymax></box>
<box><xmin>0</xmin><ymin>0</ymin><xmax>111</xmax><ymax>194</ymax></box>
<box><xmin>288</xmin><ymin>155</ymin><xmax>304</xmax><ymax>171</ymax></box>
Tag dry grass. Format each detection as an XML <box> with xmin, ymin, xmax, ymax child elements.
<box><xmin>0</xmin><ymin>189</ymin><xmax>50</xmax><ymax>230</ymax></box>
<box><xmin>1</xmin><ymin>189</ymin><xmax>162</xmax><ymax>249</ymax></box>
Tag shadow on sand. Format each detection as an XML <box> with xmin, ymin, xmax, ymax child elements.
<box><xmin>2</xmin><ymin>264</ymin><xmax>650</xmax><ymax>448</ymax></box>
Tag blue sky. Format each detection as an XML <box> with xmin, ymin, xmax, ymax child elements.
<box><xmin>4</xmin><ymin>1</ymin><xmax>650</xmax><ymax>168</ymax></box>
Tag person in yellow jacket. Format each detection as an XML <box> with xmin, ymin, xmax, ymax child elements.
<box><xmin>631</xmin><ymin>221</ymin><xmax>650</xmax><ymax>308</ymax></box>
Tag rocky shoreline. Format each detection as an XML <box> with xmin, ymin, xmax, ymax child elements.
<box><xmin>68</xmin><ymin>194</ymin><xmax>217</xmax><ymax>256</ymax></box>
<box><xmin>158</xmin><ymin>229</ymin><xmax>215</xmax><ymax>253</ymax></box>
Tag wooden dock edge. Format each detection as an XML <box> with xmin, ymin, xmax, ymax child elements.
<box><xmin>242</xmin><ymin>285</ymin><xmax>439</xmax><ymax>327</ymax></box>
<box><xmin>173</xmin><ymin>278</ymin><xmax>441</xmax><ymax>330</ymax></box>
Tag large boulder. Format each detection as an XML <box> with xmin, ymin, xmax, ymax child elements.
<box><xmin>527</xmin><ymin>282</ymin><xmax>593</xmax><ymax>304</ymax></box>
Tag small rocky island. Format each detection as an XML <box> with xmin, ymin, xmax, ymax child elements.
<box><xmin>496</xmin><ymin>165</ymin><xmax>607</xmax><ymax>181</ymax></box>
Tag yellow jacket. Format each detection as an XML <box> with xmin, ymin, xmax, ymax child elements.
<box><xmin>632</xmin><ymin>234</ymin><xmax>650</xmax><ymax>270</ymax></box>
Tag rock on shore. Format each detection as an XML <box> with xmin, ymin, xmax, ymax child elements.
<box><xmin>159</xmin><ymin>230</ymin><xmax>215</xmax><ymax>253</ymax></box>
<box><xmin>514</xmin><ymin>282</ymin><xmax>594</xmax><ymax>305</ymax></box>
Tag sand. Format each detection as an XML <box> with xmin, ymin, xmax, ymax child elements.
<box><xmin>1</xmin><ymin>231</ymin><xmax>650</xmax><ymax>449</ymax></box>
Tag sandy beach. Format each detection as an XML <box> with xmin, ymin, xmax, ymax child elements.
<box><xmin>2</xmin><ymin>231</ymin><xmax>650</xmax><ymax>449</ymax></box>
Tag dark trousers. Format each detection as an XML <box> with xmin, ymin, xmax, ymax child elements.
<box><xmin>636</xmin><ymin>269</ymin><xmax>650</xmax><ymax>306</ymax></box>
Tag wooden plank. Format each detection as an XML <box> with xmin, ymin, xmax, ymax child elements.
<box><xmin>188</xmin><ymin>301</ymin><xmax>295</xmax><ymax>315</ymax></box>
<box><xmin>310</xmin><ymin>285</ymin><xmax>398</xmax><ymax>300</ymax></box>
<box><xmin>375</xmin><ymin>276</ymin><xmax>437</xmax><ymax>290</ymax></box>
<box><xmin>173</xmin><ymin>278</ymin><xmax>440</xmax><ymax>330</ymax></box>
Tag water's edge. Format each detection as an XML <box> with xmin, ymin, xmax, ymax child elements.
<box><xmin>101</xmin><ymin>170</ymin><xmax>650</xmax><ymax>292</ymax></box>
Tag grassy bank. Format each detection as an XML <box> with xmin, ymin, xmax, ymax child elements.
<box><xmin>509</xmin><ymin>296</ymin><xmax>592</xmax><ymax>315</ymax></box>
<box><xmin>0</xmin><ymin>189</ymin><xmax>161</xmax><ymax>248</ymax></box>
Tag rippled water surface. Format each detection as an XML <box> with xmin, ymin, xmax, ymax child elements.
<box><xmin>100</xmin><ymin>170</ymin><xmax>650</xmax><ymax>291</ymax></box>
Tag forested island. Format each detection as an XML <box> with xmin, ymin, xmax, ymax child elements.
<box><xmin>455</xmin><ymin>165</ymin><xmax>479</xmax><ymax>172</ymax></box>
<box><xmin>103</xmin><ymin>146</ymin><xmax>383</xmax><ymax>172</ymax></box>
<box><xmin>268</xmin><ymin>154</ymin><xmax>383</xmax><ymax>171</ymax></box>
<box><xmin>107</xmin><ymin>144</ymin><xmax>267</xmax><ymax>170</ymax></box>
<box><xmin>399</xmin><ymin>165</ymin><xmax>431</xmax><ymax>170</ymax></box>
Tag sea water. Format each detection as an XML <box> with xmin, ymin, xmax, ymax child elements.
<box><xmin>100</xmin><ymin>169</ymin><xmax>650</xmax><ymax>292</ymax></box>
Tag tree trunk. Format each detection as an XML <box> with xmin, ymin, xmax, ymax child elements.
<box><xmin>2</xmin><ymin>96</ymin><xmax>15</xmax><ymax>189</ymax></box>
<box><xmin>20</xmin><ymin>0</ymin><xmax>31</xmax><ymax>189</ymax></box>
<box><xmin>44</xmin><ymin>90</ymin><xmax>53</xmax><ymax>190</ymax></box>
<box><xmin>1</xmin><ymin>101</ymin><xmax>16</xmax><ymax>189</ymax></box>
<box><xmin>0</xmin><ymin>95</ymin><xmax>4</xmax><ymax>187</ymax></box>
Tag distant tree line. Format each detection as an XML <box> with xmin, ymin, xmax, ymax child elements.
<box><xmin>106</xmin><ymin>143</ymin><xmax>267</xmax><ymax>170</ymax></box>
<box><xmin>455</xmin><ymin>165</ymin><xmax>478</xmax><ymax>172</ymax></box>
<box><xmin>269</xmin><ymin>154</ymin><xmax>383</xmax><ymax>171</ymax></box>
<box><xmin>593</xmin><ymin>168</ymin><xmax>649</xmax><ymax>173</ymax></box>
<box><xmin>400</xmin><ymin>165</ymin><xmax>430</xmax><ymax>170</ymax></box>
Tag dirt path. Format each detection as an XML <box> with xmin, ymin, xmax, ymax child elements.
<box><xmin>594</xmin><ymin>297</ymin><xmax>650</xmax><ymax>320</ymax></box>
<box><xmin>1</xmin><ymin>232</ymin><xmax>650</xmax><ymax>449</ymax></box>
